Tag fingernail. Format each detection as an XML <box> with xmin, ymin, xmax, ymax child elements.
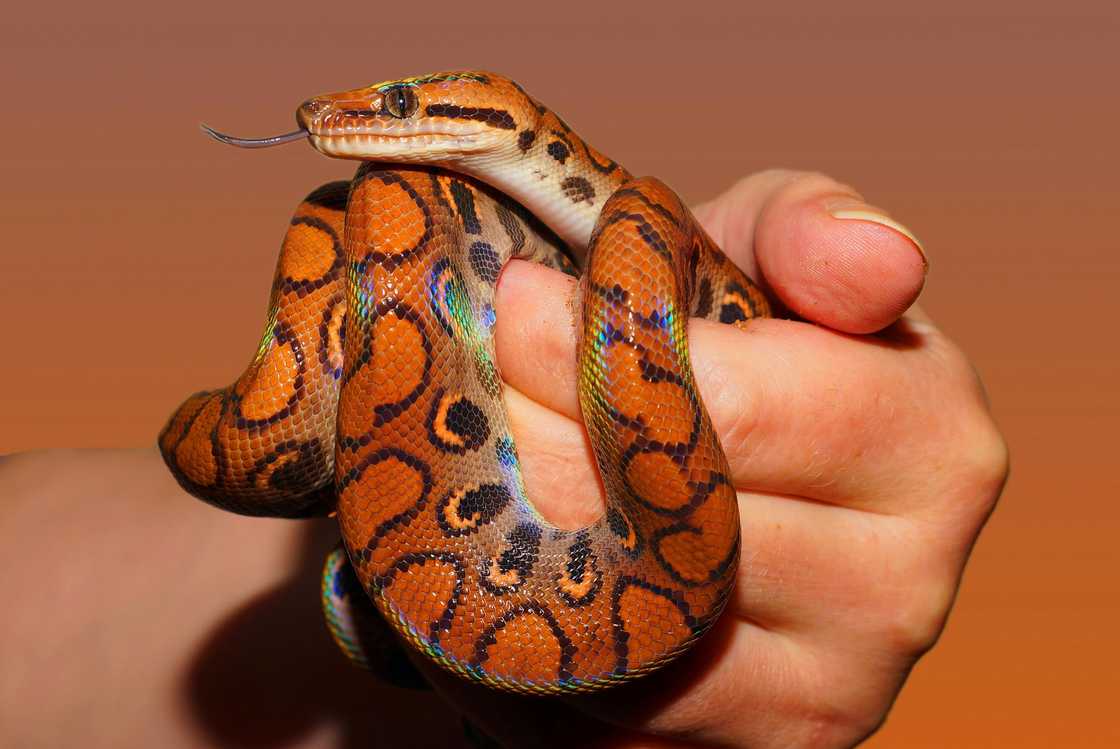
<box><xmin>827</xmin><ymin>202</ymin><xmax>927</xmax><ymax>267</ymax></box>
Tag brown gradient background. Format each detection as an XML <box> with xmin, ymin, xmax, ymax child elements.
<box><xmin>1</xmin><ymin>0</ymin><xmax>1116</xmax><ymax>745</ymax></box>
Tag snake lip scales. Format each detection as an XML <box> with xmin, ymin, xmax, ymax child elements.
<box><xmin>164</xmin><ymin>70</ymin><xmax>772</xmax><ymax>695</ymax></box>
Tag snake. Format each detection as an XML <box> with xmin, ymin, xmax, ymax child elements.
<box><xmin>159</xmin><ymin>71</ymin><xmax>771</xmax><ymax>695</ymax></box>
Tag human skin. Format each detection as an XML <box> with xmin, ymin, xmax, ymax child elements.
<box><xmin>0</xmin><ymin>171</ymin><xmax>1008</xmax><ymax>748</ymax></box>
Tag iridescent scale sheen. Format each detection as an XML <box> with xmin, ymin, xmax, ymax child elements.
<box><xmin>160</xmin><ymin>72</ymin><xmax>771</xmax><ymax>694</ymax></box>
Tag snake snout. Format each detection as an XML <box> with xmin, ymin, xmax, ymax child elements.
<box><xmin>297</xmin><ymin>97</ymin><xmax>331</xmax><ymax>128</ymax></box>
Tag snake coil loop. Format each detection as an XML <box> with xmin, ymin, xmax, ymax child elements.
<box><xmin>161</xmin><ymin>71</ymin><xmax>771</xmax><ymax>694</ymax></box>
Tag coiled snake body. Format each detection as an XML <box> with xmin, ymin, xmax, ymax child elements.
<box><xmin>160</xmin><ymin>72</ymin><xmax>770</xmax><ymax>694</ymax></box>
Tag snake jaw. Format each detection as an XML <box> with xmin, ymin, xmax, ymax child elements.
<box><xmin>305</xmin><ymin>132</ymin><xmax>484</xmax><ymax>162</ymax></box>
<box><xmin>297</xmin><ymin>97</ymin><xmax>491</xmax><ymax>161</ymax></box>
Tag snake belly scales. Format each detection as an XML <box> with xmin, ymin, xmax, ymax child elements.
<box><xmin>159</xmin><ymin>71</ymin><xmax>772</xmax><ymax>695</ymax></box>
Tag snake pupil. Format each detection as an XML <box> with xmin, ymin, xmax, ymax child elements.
<box><xmin>385</xmin><ymin>86</ymin><xmax>419</xmax><ymax>119</ymax></box>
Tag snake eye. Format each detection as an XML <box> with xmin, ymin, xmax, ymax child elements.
<box><xmin>384</xmin><ymin>85</ymin><xmax>419</xmax><ymax>118</ymax></box>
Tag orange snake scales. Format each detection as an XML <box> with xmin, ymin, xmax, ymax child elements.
<box><xmin>160</xmin><ymin>71</ymin><xmax>771</xmax><ymax>694</ymax></box>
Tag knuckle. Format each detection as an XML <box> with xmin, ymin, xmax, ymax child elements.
<box><xmin>957</xmin><ymin>414</ymin><xmax>1011</xmax><ymax>512</ymax></box>
<box><xmin>792</xmin><ymin>668</ymin><xmax>896</xmax><ymax>748</ymax></box>
<box><xmin>713</xmin><ymin>373</ymin><xmax>765</xmax><ymax>464</ymax></box>
<box><xmin>775</xmin><ymin>171</ymin><xmax>862</xmax><ymax>207</ymax></box>
<box><xmin>736</xmin><ymin>167</ymin><xmax>802</xmax><ymax>192</ymax></box>
<box><xmin>853</xmin><ymin>520</ymin><xmax>961</xmax><ymax>658</ymax></box>
<box><xmin>717</xmin><ymin>169</ymin><xmax>801</xmax><ymax>209</ymax></box>
<box><xmin>871</xmin><ymin>515</ymin><xmax>972</xmax><ymax>658</ymax></box>
<box><xmin>806</xmin><ymin>709</ymin><xmax>890</xmax><ymax>749</ymax></box>
<box><xmin>881</xmin><ymin>572</ymin><xmax>958</xmax><ymax>657</ymax></box>
<box><xmin>925</xmin><ymin>327</ymin><xmax>988</xmax><ymax>403</ymax></box>
<box><xmin>921</xmin><ymin>330</ymin><xmax>1011</xmax><ymax>516</ymax></box>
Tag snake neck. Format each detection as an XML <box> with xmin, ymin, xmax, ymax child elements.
<box><xmin>456</xmin><ymin>109</ymin><xmax>632</xmax><ymax>259</ymax></box>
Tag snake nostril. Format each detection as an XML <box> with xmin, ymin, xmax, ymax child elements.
<box><xmin>298</xmin><ymin>98</ymin><xmax>330</xmax><ymax>125</ymax></box>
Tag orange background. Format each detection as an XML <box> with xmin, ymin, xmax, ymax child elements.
<box><xmin>1</xmin><ymin>1</ymin><xmax>1116</xmax><ymax>745</ymax></box>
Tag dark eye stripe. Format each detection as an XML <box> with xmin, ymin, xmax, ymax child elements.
<box><xmin>425</xmin><ymin>104</ymin><xmax>515</xmax><ymax>130</ymax></box>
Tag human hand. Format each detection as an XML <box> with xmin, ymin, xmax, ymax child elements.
<box><xmin>0</xmin><ymin>171</ymin><xmax>1008</xmax><ymax>749</ymax></box>
<box><xmin>409</xmin><ymin>170</ymin><xmax>1008</xmax><ymax>748</ymax></box>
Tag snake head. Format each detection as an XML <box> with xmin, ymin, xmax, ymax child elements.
<box><xmin>296</xmin><ymin>71</ymin><xmax>542</xmax><ymax>163</ymax></box>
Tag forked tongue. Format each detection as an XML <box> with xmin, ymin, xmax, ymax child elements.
<box><xmin>199</xmin><ymin>124</ymin><xmax>308</xmax><ymax>149</ymax></box>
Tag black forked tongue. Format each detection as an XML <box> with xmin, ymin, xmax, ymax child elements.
<box><xmin>199</xmin><ymin>123</ymin><xmax>309</xmax><ymax>149</ymax></box>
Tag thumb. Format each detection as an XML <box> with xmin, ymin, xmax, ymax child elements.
<box><xmin>696</xmin><ymin>171</ymin><xmax>928</xmax><ymax>334</ymax></box>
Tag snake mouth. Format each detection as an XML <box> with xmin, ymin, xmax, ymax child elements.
<box><xmin>306</xmin><ymin>131</ymin><xmax>481</xmax><ymax>158</ymax></box>
<box><xmin>297</xmin><ymin>97</ymin><xmax>488</xmax><ymax>159</ymax></box>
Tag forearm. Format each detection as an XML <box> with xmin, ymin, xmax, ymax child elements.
<box><xmin>0</xmin><ymin>449</ymin><xmax>464</xmax><ymax>748</ymax></box>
